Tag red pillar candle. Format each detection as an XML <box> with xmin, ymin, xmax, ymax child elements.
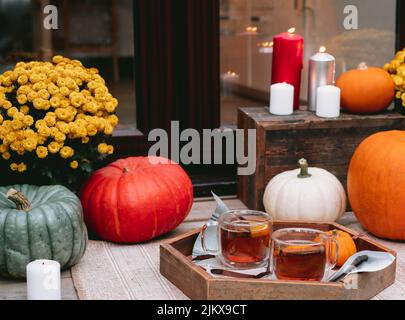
<box><xmin>271</xmin><ymin>28</ymin><xmax>304</xmax><ymax>109</ymax></box>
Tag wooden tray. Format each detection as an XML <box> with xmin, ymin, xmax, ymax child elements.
<box><xmin>160</xmin><ymin>221</ymin><xmax>396</xmax><ymax>300</ymax></box>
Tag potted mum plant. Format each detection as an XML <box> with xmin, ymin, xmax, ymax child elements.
<box><xmin>0</xmin><ymin>55</ymin><xmax>118</xmax><ymax>189</ymax></box>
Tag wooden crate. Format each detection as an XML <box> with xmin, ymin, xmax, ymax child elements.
<box><xmin>160</xmin><ymin>221</ymin><xmax>396</xmax><ymax>300</ymax></box>
<box><xmin>237</xmin><ymin>108</ymin><xmax>405</xmax><ymax>211</ymax></box>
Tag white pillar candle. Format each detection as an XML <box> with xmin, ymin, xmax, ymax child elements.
<box><xmin>269</xmin><ymin>82</ymin><xmax>294</xmax><ymax>115</ymax></box>
<box><xmin>316</xmin><ymin>85</ymin><xmax>341</xmax><ymax>118</ymax></box>
<box><xmin>27</xmin><ymin>260</ymin><xmax>61</xmax><ymax>300</ymax></box>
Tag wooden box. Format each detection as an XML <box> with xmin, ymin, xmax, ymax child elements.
<box><xmin>237</xmin><ymin>108</ymin><xmax>405</xmax><ymax>210</ymax></box>
<box><xmin>160</xmin><ymin>221</ymin><xmax>396</xmax><ymax>300</ymax></box>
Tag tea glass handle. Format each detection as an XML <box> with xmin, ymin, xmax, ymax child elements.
<box><xmin>328</xmin><ymin>237</ymin><xmax>339</xmax><ymax>270</ymax></box>
<box><xmin>201</xmin><ymin>221</ymin><xmax>219</xmax><ymax>254</ymax></box>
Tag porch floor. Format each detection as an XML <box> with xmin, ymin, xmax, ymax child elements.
<box><xmin>1</xmin><ymin>197</ymin><xmax>404</xmax><ymax>300</ymax></box>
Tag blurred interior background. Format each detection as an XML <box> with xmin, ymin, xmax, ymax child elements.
<box><xmin>220</xmin><ymin>0</ymin><xmax>396</xmax><ymax>124</ymax></box>
<box><xmin>0</xmin><ymin>0</ymin><xmax>136</xmax><ymax>131</ymax></box>
<box><xmin>0</xmin><ymin>0</ymin><xmax>400</xmax><ymax>194</ymax></box>
<box><xmin>0</xmin><ymin>0</ymin><xmax>397</xmax><ymax>128</ymax></box>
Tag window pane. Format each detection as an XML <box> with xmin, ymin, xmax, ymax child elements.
<box><xmin>220</xmin><ymin>0</ymin><xmax>397</xmax><ymax>125</ymax></box>
<box><xmin>0</xmin><ymin>0</ymin><xmax>136</xmax><ymax>131</ymax></box>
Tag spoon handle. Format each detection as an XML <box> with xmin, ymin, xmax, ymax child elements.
<box><xmin>329</xmin><ymin>255</ymin><xmax>368</xmax><ymax>282</ymax></box>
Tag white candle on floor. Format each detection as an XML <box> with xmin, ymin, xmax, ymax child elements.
<box><xmin>27</xmin><ymin>260</ymin><xmax>61</xmax><ymax>300</ymax></box>
<box><xmin>316</xmin><ymin>85</ymin><xmax>341</xmax><ymax>118</ymax></box>
<box><xmin>269</xmin><ymin>82</ymin><xmax>294</xmax><ymax>115</ymax></box>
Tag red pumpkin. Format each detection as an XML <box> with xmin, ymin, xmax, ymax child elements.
<box><xmin>80</xmin><ymin>157</ymin><xmax>193</xmax><ymax>243</ymax></box>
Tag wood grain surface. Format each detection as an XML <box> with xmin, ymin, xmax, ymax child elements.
<box><xmin>237</xmin><ymin>108</ymin><xmax>405</xmax><ymax>210</ymax></box>
<box><xmin>1</xmin><ymin>198</ymin><xmax>404</xmax><ymax>300</ymax></box>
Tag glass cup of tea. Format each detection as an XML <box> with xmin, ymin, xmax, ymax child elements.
<box><xmin>272</xmin><ymin>228</ymin><xmax>338</xmax><ymax>282</ymax></box>
<box><xmin>201</xmin><ymin>210</ymin><xmax>273</xmax><ymax>269</ymax></box>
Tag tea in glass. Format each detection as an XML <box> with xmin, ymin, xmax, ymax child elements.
<box><xmin>272</xmin><ymin>228</ymin><xmax>338</xmax><ymax>281</ymax></box>
<box><xmin>201</xmin><ymin>210</ymin><xmax>273</xmax><ymax>269</ymax></box>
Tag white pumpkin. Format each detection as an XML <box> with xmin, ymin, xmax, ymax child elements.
<box><xmin>263</xmin><ymin>159</ymin><xmax>346</xmax><ymax>222</ymax></box>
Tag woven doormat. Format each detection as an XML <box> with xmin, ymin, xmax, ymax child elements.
<box><xmin>71</xmin><ymin>198</ymin><xmax>246</xmax><ymax>300</ymax></box>
<box><xmin>71</xmin><ymin>238</ymin><xmax>189</xmax><ymax>300</ymax></box>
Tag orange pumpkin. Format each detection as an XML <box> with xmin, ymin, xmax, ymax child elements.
<box><xmin>348</xmin><ymin>131</ymin><xmax>405</xmax><ymax>240</ymax></box>
<box><xmin>325</xmin><ymin>230</ymin><xmax>357</xmax><ymax>267</ymax></box>
<box><xmin>336</xmin><ymin>62</ymin><xmax>394</xmax><ymax>114</ymax></box>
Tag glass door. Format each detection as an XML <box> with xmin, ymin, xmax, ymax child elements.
<box><xmin>220</xmin><ymin>0</ymin><xmax>398</xmax><ymax>125</ymax></box>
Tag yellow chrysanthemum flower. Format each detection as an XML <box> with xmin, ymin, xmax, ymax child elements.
<box><xmin>55</xmin><ymin>108</ymin><xmax>70</xmax><ymax>121</ymax></box>
<box><xmin>108</xmin><ymin>115</ymin><xmax>119</xmax><ymax>126</ymax></box>
<box><xmin>59</xmin><ymin>86</ymin><xmax>70</xmax><ymax>96</ymax></box>
<box><xmin>17</xmin><ymin>94</ymin><xmax>27</xmax><ymax>104</ymax></box>
<box><xmin>60</xmin><ymin>146</ymin><xmax>74</xmax><ymax>159</ymax></box>
<box><xmin>38</xmin><ymin>126</ymin><xmax>51</xmax><ymax>137</ymax></box>
<box><xmin>23</xmin><ymin>115</ymin><xmax>34</xmax><ymax>126</ymax></box>
<box><xmin>23</xmin><ymin>138</ymin><xmax>37</xmax><ymax>152</ymax></box>
<box><xmin>2</xmin><ymin>152</ymin><xmax>10</xmax><ymax>160</ymax></box>
<box><xmin>86</xmin><ymin>124</ymin><xmax>97</xmax><ymax>136</ymax></box>
<box><xmin>38</xmin><ymin>89</ymin><xmax>50</xmax><ymax>100</ymax></box>
<box><xmin>6</xmin><ymin>132</ymin><xmax>16</xmax><ymax>143</ymax></box>
<box><xmin>44</xmin><ymin>114</ymin><xmax>56</xmax><ymax>127</ymax></box>
<box><xmin>27</xmin><ymin>91</ymin><xmax>38</xmax><ymax>102</ymax></box>
<box><xmin>36</xmin><ymin>146</ymin><xmax>48</xmax><ymax>159</ymax></box>
<box><xmin>52</xmin><ymin>55</ymin><xmax>64</xmax><ymax>64</ymax></box>
<box><xmin>2</xmin><ymin>100</ymin><xmax>12</xmax><ymax>109</ymax></box>
<box><xmin>54</xmin><ymin>132</ymin><xmax>66</xmax><ymax>143</ymax></box>
<box><xmin>48</xmin><ymin>141</ymin><xmax>61</xmax><ymax>154</ymax></box>
<box><xmin>104</xmin><ymin>124</ymin><xmax>113</xmax><ymax>135</ymax></box>
<box><xmin>17</xmin><ymin>85</ymin><xmax>30</xmax><ymax>95</ymax></box>
<box><xmin>55</xmin><ymin>121</ymin><xmax>70</xmax><ymax>134</ymax></box>
<box><xmin>7</xmin><ymin>107</ymin><xmax>18</xmax><ymax>118</ymax></box>
<box><xmin>13</xmin><ymin>112</ymin><xmax>25</xmax><ymax>121</ymax></box>
<box><xmin>17</xmin><ymin>163</ymin><xmax>27</xmax><ymax>173</ymax></box>
<box><xmin>50</xmin><ymin>96</ymin><xmax>61</xmax><ymax>108</ymax></box>
<box><xmin>97</xmin><ymin>143</ymin><xmax>108</xmax><ymax>154</ymax></box>
<box><xmin>17</xmin><ymin>75</ymin><xmax>28</xmax><ymax>85</ymax></box>
<box><xmin>49</xmin><ymin>127</ymin><xmax>59</xmax><ymax>138</ymax></box>
<box><xmin>104</xmin><ymin>101</ymin><xmax>116</xmax><ymax>113</ymax></box>
<box><xmin>29</xmin><ymin>73</ymin><xmax>41</xmax><ymax>84</ymax></box>
<box><xmin>20</xmin><ymin>105</ymin><xmax>30</xmax><ymax>115</ymax></box>
<box><xmin>70</xmin><ymin>160</ymin><xmax>78</xmax><ymax>169</ymax></box>
<box><xmin>11</xmin><ymin>120</ymin><xmax>24</xmax><ymax>130</ymax></box>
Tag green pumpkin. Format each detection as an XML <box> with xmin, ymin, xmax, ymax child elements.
<box><xmin>0</xmin><ymin>185</ymin><xmax>88</xmax><ymax>279</ymax></box>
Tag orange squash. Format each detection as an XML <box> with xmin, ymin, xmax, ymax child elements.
<box><xmin>325</xmin><ymin>230</ymin><xmax>357</xmax><ymax>267</ymax></box>
<box><xmin>348</xmin><ymin>130</ymin><xmax>405</xmax><ymax>240</ymax></box>
<box><xmin>336</xmin><ymin>62</ymin><xmax>394</xmax><ymax>114</ymax></box>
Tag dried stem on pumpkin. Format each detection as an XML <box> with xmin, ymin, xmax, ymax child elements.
<box><xmin>6</xmin><ymin>189</ymin><xmax>31</xmax><ymax>212</ymax></box>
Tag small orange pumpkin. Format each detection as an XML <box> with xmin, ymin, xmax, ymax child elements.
<box><xmin>336</xmin><ymin>62</ymin><xmax>394</xmax><ymax>114</ymax></box>
<box><xmin>325</xmin><ymin>230</ymin><xmax>357</xmax><ymax>267</ymax></box>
